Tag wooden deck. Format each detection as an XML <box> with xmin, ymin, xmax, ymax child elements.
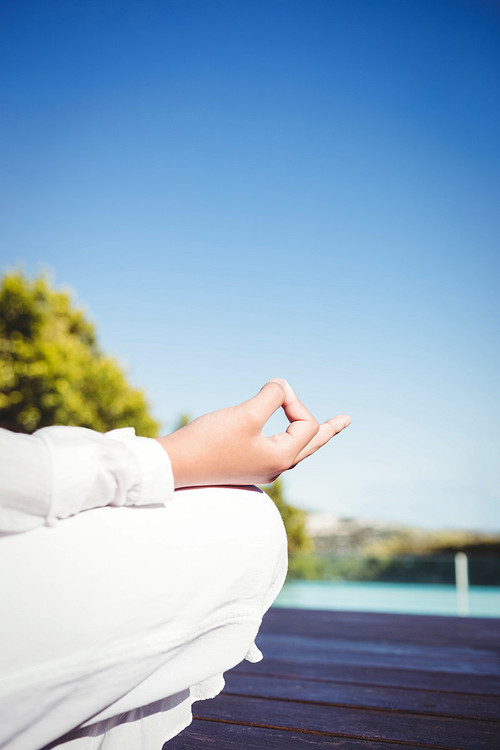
<box><xmin>166</xmin><ymin>607</ymin><xmax>500</xmax><ymax>749</ymax></box>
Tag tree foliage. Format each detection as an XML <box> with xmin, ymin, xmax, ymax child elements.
<box><xmin>0</xmin><ymin>271</ymin><xmax>158</xmax><ymax>436</ymax></box>
<box><xmin>263</xmin><ymin>478</ymin><xmax>312</xmax><ymax>556</ymax></box>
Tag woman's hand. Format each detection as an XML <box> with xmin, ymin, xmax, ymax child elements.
<box><xmin>156</xmin><ymin>378</ymin><xmax>351</xmax><ymax>489</ymax></box>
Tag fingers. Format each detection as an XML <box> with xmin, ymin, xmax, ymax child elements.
<box><xmin>273</xmin><ymin>379</ymin><xmax>314</xmax><ymax>422</ymax></box>
<box><xmin>281</xmin><ymin>380</ymin><xmax>321</xmax><ymax>448</ymax></box>
<box><xmin>293</xmin><ymin>414</ymin><xmax>351</xmax><ymax>463</ymax></box>
<box><xmin>247</xmin><ymin>378</ymin><xmax>350</xmax><ymax>472</ymax></box>
<box><xmin>267</xmin><ymin>379</ymin><xmax>321</xmax><ymax>457</ymax></box>
<box><xmin>242</xmin><ymin>379</ymin><xmax>287</xmax><ymax>424</ymax></box>
<box><xmin>244</xmin><ymin>378</ymin><xmax>313</xmax><ymax>429</ymax></box>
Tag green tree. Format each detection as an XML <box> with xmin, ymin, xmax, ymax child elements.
<box><xmin>262</xmin><ymin>477</ymin><xmax>312</xmax><ymax>555</ymax></box>
<box><xmin>0</xmin><ymin>271</ymin><xmax>158</xmax><ymax>436</ymax></box>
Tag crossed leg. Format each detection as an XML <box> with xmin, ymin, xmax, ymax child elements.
<box><xmin>0</xmin><ymin>486</ymin><xmax>287</xmax><ymax>750</ymax></box>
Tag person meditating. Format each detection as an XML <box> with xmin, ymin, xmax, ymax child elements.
<box><xmin>0</xmin><ymin>378</ymin><xmax>350</xmax><ymax>750</ymax></box>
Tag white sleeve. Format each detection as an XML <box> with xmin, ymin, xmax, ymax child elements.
<box><xmin>0</xmin><ymin>426</ymin><xmax>174</xmax><ymax>534</ymax></box>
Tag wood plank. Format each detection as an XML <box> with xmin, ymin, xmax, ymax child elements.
<box><xmin>164</xmin><ymin>719</ymin><xmax>431</xmax><ymax>749</ymax></box>
<box><xmin>264</xmin><ymin>608</ymin><xmax>500</xmax><ymax>649</ymax></box>
<box><xmin>234</xmin><ymin>656</ymin><xmax>500</xmax><ymax>695</ymax></box>
<box><xmin>193</xmin><ymin>694</ymin><xmax>498</xmax><ymax>750</ymax></box>
<box><xmin>255</xmin><ymin>633</ymin><xmax>500</xmax><ymax>676</ymax></box>
<box><xmin>224</xmin><ymin>671</ymin><xmax>500</xmax><ymax>720</ymax></box>
<box><xmin>259</xmin><ymin>631</ymin><xmax>498</xmax><ymax>664</ymax></box>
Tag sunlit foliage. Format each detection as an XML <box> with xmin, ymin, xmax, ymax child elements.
<box><xmin>0</xmin><ymin>271</ymin><xmax>158</xmax><ymax>436</ymax></box>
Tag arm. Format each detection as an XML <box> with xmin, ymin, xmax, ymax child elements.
<box><xmin>0</xmin><ymin>426</ymin><xmax>173</xmax><ymax>533</ymax></box>
<box><xmin>0</xmin><ymin>378</ymin><xmax>350</xmax><ymax>533</ymax></box>
<box><xmin>157</xmin><ymin>378</ymin><xmax>351</xmax><ymax>488</ymax></box>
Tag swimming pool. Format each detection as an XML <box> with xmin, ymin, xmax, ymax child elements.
<box><xmin>273</xmin><ymin>580</ymin><xmax>500</xmax><ymax>618</ymax></box>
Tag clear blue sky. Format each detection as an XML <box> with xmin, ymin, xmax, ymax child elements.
<box><xmin>1</xmin><ymin>0</ymin><xmax>499</xmax><ymax>529</ymax></box>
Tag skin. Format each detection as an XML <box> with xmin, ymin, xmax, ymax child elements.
<box><xmin>157</xmin><ymin>378</ymin><xmax>351</xmax><ymax>489</ymax></box>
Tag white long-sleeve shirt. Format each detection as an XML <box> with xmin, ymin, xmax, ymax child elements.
<box><xmin>0</xmin><ymin>426</ymin><xmax>174</xmax><ymax>534</ymax></box>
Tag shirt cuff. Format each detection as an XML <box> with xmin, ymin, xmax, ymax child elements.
<box><xmin>106</xmin><ymin>429</ymin><xmax>175</xmax><ymax>507</ymax></box>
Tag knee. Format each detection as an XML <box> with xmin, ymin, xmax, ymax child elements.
<box><xmin>206</xmin><ymin>484</ymin><xmax>287</xmax><ymax>556</ymax></box>
<box><xmin>218</xmin><ymin>485</ymin><xmax>288</xmax><ymax>610</ymax></box>
<box><xmin>174</xmin><ymin>483</ymin><xmax>286</xmax><ymax>554</ymax></box>
<box><xmin>251</xmin><ymin>486</ymin><xmax>288</xmax><ymax>610</ymax></box>
<box><xmin>173</xmin><ymin>484</ymin><xmax>288</xmax><ymax>610</ymax></box>
<box><xmin>243</xmin><ymin>485</ymin><xmax>288</xmax><ymax>552</ymax></box>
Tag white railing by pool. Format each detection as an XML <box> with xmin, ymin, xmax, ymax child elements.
<box><xmin>455</xmin><ymin>551</ymin><xmax>469</xmax><ymax>616</ymax></box>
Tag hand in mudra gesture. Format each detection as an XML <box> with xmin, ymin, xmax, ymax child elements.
<box><xmin>157</xmin><ymin>378</ymin><xmax>350</xmax><ymax>488</ymax></box>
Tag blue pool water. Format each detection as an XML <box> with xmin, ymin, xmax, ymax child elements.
<box><xmin>273</xmin><ymin>580</ymin><xmax>500</xmax><ymax>618</ymax></box>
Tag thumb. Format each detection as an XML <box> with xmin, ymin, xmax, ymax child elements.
<box><xmin>243</xmin><ymin>378</ymin><xmax>287</xmax><ymax>423</ymax></box>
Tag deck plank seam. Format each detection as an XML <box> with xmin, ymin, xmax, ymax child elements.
<box><xmin>252</xmin><ymin>658</ymin><xmax>500</xmax><ymax>679</ymax></box>
<box><xmin>234</xmin><ymin>668</ymin><xmax>500</xmax><ymax>698</ymax></box>
<box><xmin>191</xmin><ymin>715</ymin><xmax>457</xmax><ymax>749</ymax></box>
<box><xmin>260</xmin><ymin>639</ymin><xmax>499</xmax><ymax>660</ymax></box>
<box><xmin>222</xmin><ymin>690</ymin><xmax>500</xmax><ymax>723</ymax></box>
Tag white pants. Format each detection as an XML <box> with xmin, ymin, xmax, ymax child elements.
<box><xmin>0</xmin><ymin>486</ymin><xmax>288</xmax><ymax>750</ymax></box>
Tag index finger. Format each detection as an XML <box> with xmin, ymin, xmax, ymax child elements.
<box><xmin>269</xmin><ymin>378</ymin><xmax>315</xmax><ymax>424</ymax></box>
<box><xmin>269</xmin><ymin>379</ymin><xmax>320</xmax><ymax>454</ymax></box>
